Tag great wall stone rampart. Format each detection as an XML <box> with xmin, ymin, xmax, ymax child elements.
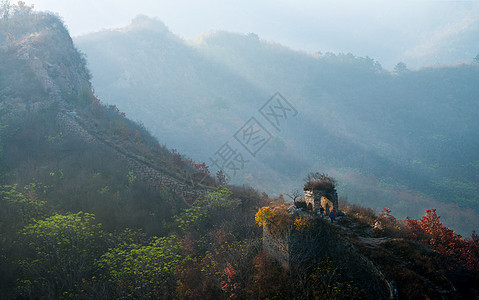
<box><xmin>304</xmin><ymin>188</ymin><xmax>338</xmax><ymax>215</ymax></box>
<box><xmin>6</xmin><ymin>24</ymin><xmax>212</xmax><ymax>206</ymax></box>
<box><xmin>262</xmin><ymin>212</ymin><xmax>392</xmax><ymax>298</ymax></box>
<box><xmin>56</xmin><ymin>111</ymin><xmax>211</xmax><ymax>205</ymax></box>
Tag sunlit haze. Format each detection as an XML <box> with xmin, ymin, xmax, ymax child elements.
<box><xmin>31</xmin><ymin>0</ymin><xmax>479</xmax><ymax>69</ymax></box>
<box><xmin>2</xmin><ymin>0</ymin><xmax>479</xmax><ymax>296</ymax></box>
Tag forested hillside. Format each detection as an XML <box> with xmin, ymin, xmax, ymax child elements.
<box><xmin>1</xmin><ymin>8</ymin><xmax>479</xmax><ymax>299</ymax></box>
<box><xmin>75</xmin><ymin>16</ymin><xmax>479</xmax><ymax>234</ymax></box>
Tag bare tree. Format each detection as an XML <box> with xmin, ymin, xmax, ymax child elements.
<box><xmin>286</xmin><ymin>189</ymin><xmax>301</xmax><ymax>204</ymax></box>
<box><xmin>303</xmin><ymin>172</ymin><xmax>337</xmax><ymax>191</ymax></box>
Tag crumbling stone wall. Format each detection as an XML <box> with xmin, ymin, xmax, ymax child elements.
<box><xmin>262</xmin><ymin>215</ymin><xmax>392</xmax><ymax>298</ymax></box>
<box><xmin>263</xmin><ymin>225</ymin><xmax>291</xmax><ymax>267</ymax></box>
<box><xmin>124</xmin><ymin>157</ymin><xmax>209</xmax><ymax>203</ymax></box>
<box><xmin>56</xmin><ymin>111</ymin><xmax>211</xmax><ymax>205</ymax></box>
<box><xmin>304</xmin><ymin>188</ymin><xmax>338</xmax><ymax>214</ymax></box>
<box><xmin>56</xmin><ymin>111</ymin><xmax>96</xmax><ymax>143</ymax></box>
<box><xmin>9</xmin><ymin>19</ymin><xmax>210</xmax><ymax>206</ymax></box>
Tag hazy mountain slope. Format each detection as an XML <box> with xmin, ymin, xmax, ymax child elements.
<box><xmin>1</xmin><ymin>11</ymin><xmax>479</xmax><ymax>299</ymax></box>
<box><xmin>0</xmin><ymin>12</ymin><xmax>218</xmax><ymax>235</ymax></box>
<box><xmin>75</xmin><ymin>16</ymin><xmax>308</xmax><ymax>192</ymax></box>
<box><xmin>0</xmin><ymin>12</ymin><xmax>252</xmax><ymax>298</ymax></box>
<box><xmin>75</xmin><ymin>16</ymin><xmax>479</xmax><ymax>234</ymax></box>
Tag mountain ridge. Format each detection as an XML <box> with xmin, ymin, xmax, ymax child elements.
<box><xmin>1</xmin><ymin>10</ymin><xmax>479</xmax><ymax>299</ymax></box>
<box><xmin>0</xmin><ymin>10</ymin><xmax>222</xmax><ymax>227</ymax></box>
<box><xmin>75</xmin><ymin>15</ymin><xmax>479</xmax><ymax>235</ymax></box>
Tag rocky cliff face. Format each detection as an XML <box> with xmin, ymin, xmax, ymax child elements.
<box><xmin>1</xmin><ymin>13</ymin><xmax>91</xmax><ymax>112</ymax></box>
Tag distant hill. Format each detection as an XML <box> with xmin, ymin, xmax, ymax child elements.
<box><xmin>75</xmin><ymin>15</ymin><xmax>479</xmax><ymax>234</ymax></box>
<box><xmin>1</xmin><ymin>10</ymin><xmax>478</xmax><ymax>299</ymax></box>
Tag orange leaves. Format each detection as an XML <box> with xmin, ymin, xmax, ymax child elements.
<box><xmin>255</xmin><ymin>207</ymin><xmax>275</xmax><ymax>227</ymax></box>
<box><xmin>461</xmin><ymin>231</ymin><xmax>479</xmax><ymax>271</ymax></box>
<box><xmin>406</xmin><ymin>209</ymin><xmax>479</xmax><ymax>271</ymax></box>
<box><xmin>221</xmin><ymin>263</ymin><xmax>240</xmax><ymax>299</ymax></box>
<box><xmin>419</xmin><ymin>209</ymin><xmax>444</xmax><ymax>236</ymax></box>
<box><xmin>293</xmin><ymin>216</ymin><xmax>312</xmax><ymax>233</ymax></box>
<box><xmin>378</xmin><ymin>207</ymin><xmax>396</xmax><ymax>223</ymax></box>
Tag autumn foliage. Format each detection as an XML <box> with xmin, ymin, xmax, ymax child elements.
<box><xmin>405</xmin><ymin>209</ymin><xmax>479</xmax><ymax>271</ymax></box>
<box><xmin>255</xmin><ymin>204</ymin><xmax>295</xmax><ymax>236</ymax></box>
<box><xmin>254</xmin><ymin>206</ymin><xmax>275</xmax><ymax>227</ymax></box>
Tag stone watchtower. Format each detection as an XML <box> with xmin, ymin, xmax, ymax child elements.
<box><xmin>304</xmin><ymin>179</ymin><xmax>338</xmax><ymax>215</ymax></box>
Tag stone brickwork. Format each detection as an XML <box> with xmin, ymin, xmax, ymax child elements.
<box><xmin>263</xmin><ymin>225</ymin><xmax>291</xmax><ymax>267</ymax></box>
<box><xmin>56</xmin><ymin>111</ymin><xmax>96</xmax><ymax>143</ymax></box>
<box><xmin>262</xmin><ymin>214</ymin><xmax>392</xmax><ymax>298</ymax></box>
<box><xmin>304</xmin><ymin>188</ymin><xmax>338</xmax><ymax>215</ymax></box>
<box><xmin>124</xmin><ymin>157</ymin><xmax>209</xmax><ymax>203</ymax></box>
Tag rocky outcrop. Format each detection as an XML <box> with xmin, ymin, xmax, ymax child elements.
<box><xmin>17</xmin><ymin>41</ymin><xmax>62</xmax><ymax>102</ymax></box>
<box><xmin>4</xmin><ymin>13</ymin><xmax>91</xmax><ymax>105</ymax></box>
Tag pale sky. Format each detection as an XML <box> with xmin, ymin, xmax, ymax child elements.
<box><xmin>29</xmin><ymin>0</ymin><xmax>479</xmax><ymax>69</ymax></box>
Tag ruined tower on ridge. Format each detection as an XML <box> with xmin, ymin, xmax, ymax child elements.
<box><xmin>303</xmin><ymin>174</ymin><xmax>338</xmax><ymax>215</ymax></box>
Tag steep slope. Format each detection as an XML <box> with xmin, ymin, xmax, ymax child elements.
<box><xmin>258</xmin><ymin>201</ymin><xmax>479</xmax><ymax>299</ymax></box>
<box><xmin>1</xmin><ymin>12</ymin><xmax>478</xmax><ymax>297</ymax></box>
<box><xmin>75</xmin><ymin>16</ymin><xmax>479</xmax><ymax>235</ymax></box>
<box><xmin>1</xmin><ymin>12</ymin><xmax>266</xmax><ymax>299</ymax></box>
<box><xmin>0</xmin><ymin>12</ymin><xmax>216</xmax><ymax>232</ymax></box>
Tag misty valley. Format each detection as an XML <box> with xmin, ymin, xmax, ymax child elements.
<box><xmin>1</xmin><ymin>3</ymin><xmax>479</xmax><ymax>300</ymax></box>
